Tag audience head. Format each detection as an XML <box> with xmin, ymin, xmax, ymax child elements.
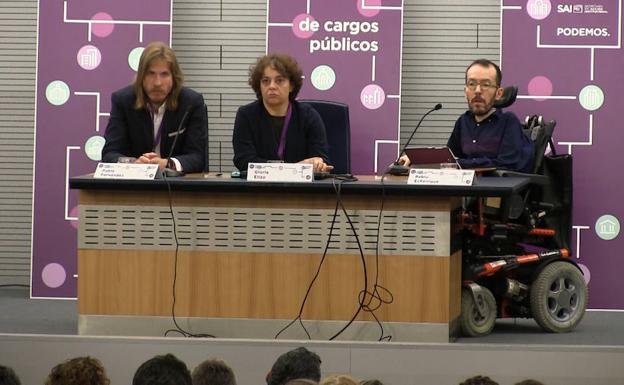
<box><xmin>248</xmin><ymin>53</ymin><xmax>304</xmax><ymax>103</ymax></box>
<box><xmin>45</xmin><ymin>356</ymin><xmax>109</xmax><ymax>385</ymax></box>
<box><xmin>134</xmin><ymin>41</ymin><xmax>184</xmax><ymax>110</ymax></box>
<box><xmin>459</xmin><ymin>375</ymin><xmax>499</xmax><ymax>385</ymax></box>
<box><xmin>514</xmin><ymin>381</ymin><xmax>545</xmax><ymax>385</ymax></box>
<box><xmin>360</xmin><ymin>380</ymin><xmax>384</xmax><ymax>385</ymax></box>
<box><xmin>319</xmin><ymin>374</ymin><xmax>360</xmax><ymax>385</ymax></box>
<box><xmin>284</xmin><ymin>380</ymin><xmax>318</xmax><ymax>385</ymax></box>
<box><xmin>192</xmin><ymin>358</ymin><xmax>236</xmax><ymax>385</ymax></box>
<box><xmin>266</xmin><ymin>347</ymin><xmax>322</xmax><ymax>385</ymax></box>
<box><xmin>133</xmin><ymin>353</ymin><xmax>192</xmax><ymax>385</ymax></box>
<box><xmin>0</xmin><ymin>365</ymin><xmax>21</xmax><ymax>385</ymax></box>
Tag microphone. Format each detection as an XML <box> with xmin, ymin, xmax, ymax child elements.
<box><xmin>161</xmin><ymin>107</ymin><xmax>192</xmax><ymax>177</ymax></box>
<box><xmin>387</xmin><ymin>103</ymin><xmax>442</xmax><ymax>176</ymax></box>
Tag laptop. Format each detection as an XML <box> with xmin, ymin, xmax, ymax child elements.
<box><xmin>404</xmin><ymin>146</ymin><xmax>460</xmax><ymax>169</ymax></box>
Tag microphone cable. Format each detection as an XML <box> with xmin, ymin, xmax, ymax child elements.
<box><xmin>366</xmin><ymin>171</ymin><xmax>395</xmax><ymax>341</ymax></box>
<box><xmin>163</xmin><ymin>173</ymin><xmax>215</xmax><ymax>338</ymax></box>
<box><xmin>327</xmin><ymin>177</ymin><xmax>369</xmax><ymax>340</ymax></box>
<box><xmin>328</xmin><ymin>176</ymin><xmax>394</xmax><ymax>342</ymax></box>
<box><xmin>273</xmin><ymin>174</ymin><xmax>360</xmax><ymax>340</ymax></box>
<box><xmin>274</xmin><ymin>174</ymin><xmax>393</xmax><ymax>341</ymax></box>
<box><xmin>162</xmin><ymin>172</ymin><xmax>215</xmax><ymax>338</ymax></box>
<box><xmin>159</xmin><ymin>105</ymin><xmax>214</xmax><ymax>338</ymax></box>
<box><xmin>274</xmin><ymin>191</ymin><xmax>342</xmax><ymax>339</ymax></box>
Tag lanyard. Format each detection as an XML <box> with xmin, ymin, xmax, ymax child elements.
<box><xmin>149</xmin><ymin>104</ymin><xmax>166</xmax><ymax>152</ymax></box>
<box><xmin>277</xmin><ymin>103</ymin><xmax>292</xmax><ymax>160</ymax></box>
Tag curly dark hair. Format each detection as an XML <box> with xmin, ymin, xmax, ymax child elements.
<box><xmin>45</xmin><ymin>357</ymin><xmax>110</xmax><ymax>385</ymax></box>
<box><xmin>459</xmin><ymin>375</ymin><xmax>499</xmax><ymax>385</ymax></box>
<box><xmin>249</xmin><ymin>54</ymin><xmax>303</xmax><ymax>102</ymax></box>
<box><xmin>266</xmin><ymin>347</ymin><xmax>321</xmax><ymax>385</ymax></box>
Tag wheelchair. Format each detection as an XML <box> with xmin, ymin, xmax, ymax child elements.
<box><xmin>458</xmin><ymin>87</ymin><xmax>588</xmax><ymax>337</ymax></box>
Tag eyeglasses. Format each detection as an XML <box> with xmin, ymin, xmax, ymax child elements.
<box><xmin>261</xmin><ymin>76</ymin><xmax>288</xmax><ymax>87</ymax></box>
<box><xmin>465</xmin><ymin>80</ymin><xmax>499</xmax><ymax>91</ymax></box>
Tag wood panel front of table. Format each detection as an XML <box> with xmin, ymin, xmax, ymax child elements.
<box><xmin>77</xmin><ymin>185</ymin><xmax>462</xmax><ymax>341</ymax></box>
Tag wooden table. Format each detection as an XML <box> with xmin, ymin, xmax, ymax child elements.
<box><xmin>70</xmin><ymin>174</ymin><xmax>529</xmax><ymax>342</ymax></box>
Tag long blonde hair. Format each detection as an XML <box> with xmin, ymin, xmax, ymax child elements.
<box><xmin>134</xmin><ymin>41</ymin><xmax>184</xmax><ymax>110</ymax></box>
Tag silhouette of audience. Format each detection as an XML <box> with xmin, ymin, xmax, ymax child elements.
<box><xmin>1</xmin><ymin>348</ymin><xmax>550</xmax><ymax>385</ymax></box>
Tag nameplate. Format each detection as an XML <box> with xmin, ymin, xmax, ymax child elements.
<box><xmin>93</xmin><ymin>163</ymin><xmax>159</xmax><ymax>180</ymax></box>
<box><xmin>407</xmin><ymin>168</ymin><xmax>475</xmax><ymax>186</ymax></box>
<box><xmin>247</xmin><ymin>162</ymin><xmax>313</xmax><ymax>183</ymax></box>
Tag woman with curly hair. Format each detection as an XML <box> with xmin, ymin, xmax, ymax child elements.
<box><xmin>233</xmin><ymin>53</ymin><xmax>333</xmax><ymax>173</ymax></box>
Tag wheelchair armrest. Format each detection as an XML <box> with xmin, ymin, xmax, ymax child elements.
<box><xmin>494</xmin><ymin>170</ymin><xmax>550</xmax><ymax>186</ymax></box>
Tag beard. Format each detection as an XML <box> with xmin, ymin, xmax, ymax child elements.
<box><xmin>469</xmin><ymin>96</ymin><xmax>495</xmax><ymax>117</ymax></box>
<box><xmin>146</xmin><ymin>89</ymin><xmax>167</xmax><ymax>104</ymax></box>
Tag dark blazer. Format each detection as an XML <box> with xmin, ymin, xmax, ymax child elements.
<box><xmin>232</xmin><ymin>100</ymin><xmax>330</xmax><ymax>171</ymax></box>
<box><xmin>102</xmin><ymin>85</ymin><xmax>207</xmax><ymax>173</ymax></box>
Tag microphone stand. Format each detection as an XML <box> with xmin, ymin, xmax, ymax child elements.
<box><xmin>161</xmin><ymin>107</ymin><xmax>192</xmax><ymax>178</ymax></box>
<box><xmin>387</xmin><ymin>103</ymin><xmax>442</xmax><ymax>176</ymax></box>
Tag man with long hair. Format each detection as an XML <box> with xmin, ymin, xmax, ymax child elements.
<box><xmin>102</xmin><ymin>41</ymin><xmax>207</xmax><ymax>173</ymax></box>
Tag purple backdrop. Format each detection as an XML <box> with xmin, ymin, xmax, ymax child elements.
<box><xmin>32</xmin><ymin>0</ymin><xmax>172</xmax><ymax>298</ymax></box>
<box><xmin>502</xmin><ymin>0</ymin><xmax>623</xmax><ymax>308</ymax></box>
<box><xmin>267</xmin><ymin>0</ymin><xmax>404</xmax><ymax>174</ymax></box>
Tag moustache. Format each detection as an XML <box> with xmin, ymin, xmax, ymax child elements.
<box><xmin>471</xmin><ymin>97</ymin><xmax>485</xmax><ymax>103</ymax></box>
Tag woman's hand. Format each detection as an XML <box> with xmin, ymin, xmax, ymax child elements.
<box><xmin>300</xmin><ymin>157</ymin><xmax>334</xmax><ymax>173</ymax></box>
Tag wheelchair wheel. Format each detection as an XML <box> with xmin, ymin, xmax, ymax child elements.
<box><xmin>530</xmin><ymin>261</ymin><xmax>588</xmax><ymax>333</ymax></box>
<box><xmin>460</xmin><ymin>286</ymin><xmax>497</xmax><ymax>337</ymax></box>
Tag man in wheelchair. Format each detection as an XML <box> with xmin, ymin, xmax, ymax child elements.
<box><xmin>398</xmin><ymin>59</ymin><xmax>534</xmax><ymax>172</ymax></box>
<box><xmin>448</xmin><ymin>59</ymin><xmax>534</xmax><ymax>172</ymax></box>
<box><xmin>400</xmin><ymin>59</ymin><xmax>587</xmax><ymax>337</ymax></box>
<box><xmin>456</xmin><ymin>64</ymin><xmax>587</xmax><ymax>337</ymax></box>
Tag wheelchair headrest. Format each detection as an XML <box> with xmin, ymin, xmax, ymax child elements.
<box><xmin>494</xmin><ymin>86</ymin><xmax>518</xmax><ymax>109</ymax></box>
<box><xmin>523</xmin><ymin>115</ymin><xmax>557</xmax><ymax>174</ymax></box>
